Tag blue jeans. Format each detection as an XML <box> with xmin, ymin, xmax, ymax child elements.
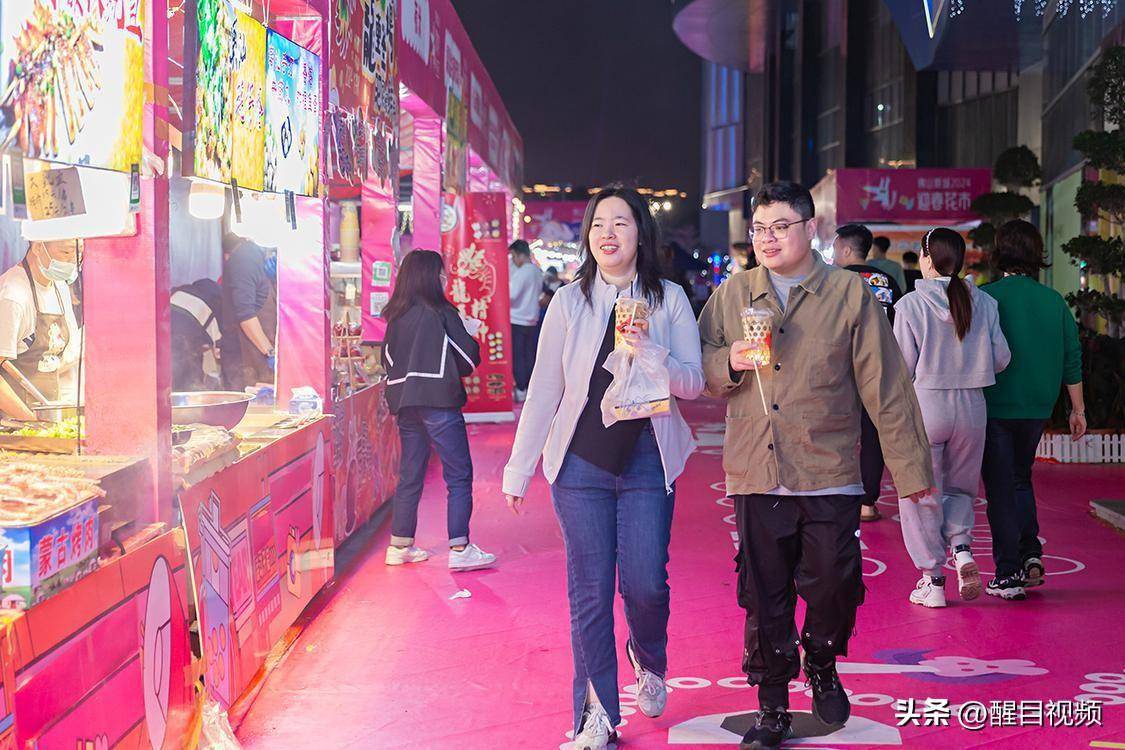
<box><xmin>390</xmin><ymin>406</ymin><xmax>474</xmax><ymax>547</ymax></box>
<box><xmin>550</xmin><ymin>427</ymin><xmax>675</xmax><ymax>734</ymax></box>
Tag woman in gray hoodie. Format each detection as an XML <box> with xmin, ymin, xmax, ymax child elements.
<box><xmin>892</xmin><ymin>228</ymin><xmax>1011</xmax><ymax>608</ymax></box>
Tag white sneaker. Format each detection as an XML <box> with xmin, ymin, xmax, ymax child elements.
<box><xmin>574</xmin><ymin>701</ymin><xmax>617</xmax><ymax>750</ymax></box>
<box><xmin>909</xmin><ymin>575</ymin><xmax>947</xmax><ymax>608</ymax></box>
<box><xmin>385</xmin><ymin>545</ymin><xmax>429</xmax><ymax>566</ymax></box>
<box><xmin>1023</xmin><ymin>557</ymin><xmax>1045</xmax><ymax>588</ymax></box>
<box><xmin>626</xmin><ymin>640</ymin><xmax>667</xmax><ymax>718</ymax></box>
<box><xmin>954</xmin><ymin>548</ymin><xmax>981</xmax><ymax>600</ymax></box>
<box><xmin>514</xmin><ymin>388</ymin><xmax>527</xmax><ymax>402</ymax></box>
<box><xmin>448</xmin><ymin>543</ymin><xmax>496</xmax><ymax>571</ymax></box>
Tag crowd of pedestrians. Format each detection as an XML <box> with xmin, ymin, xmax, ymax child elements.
<box><xmin>376</xmin><ymin>182</ymin><xmax>1086</xmax><ymax>749</ymax></box>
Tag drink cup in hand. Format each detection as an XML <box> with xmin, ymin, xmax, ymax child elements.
<box><xmin>739</xmin><ymin>307</ymin><xmax>774</xmax><ymax>368</ymax></box>
<box><xmin>615</xmin><ymin>297</ymin><xmax>651</xmax><ymax>351</ymax></box>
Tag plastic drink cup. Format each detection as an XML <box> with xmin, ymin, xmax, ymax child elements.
<box><xmin>740</xmin><ymin>307</ymin><xmax>774</xmax><ymax>368</ymax></box>
<box><xmin>615</xmin><ymin>297</ymin><xmax>651</xmax><ymax>350</ymax></box>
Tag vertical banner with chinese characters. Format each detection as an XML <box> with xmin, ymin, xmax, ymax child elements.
<box><xmin>442</xmin><ymin>191</ymin><xmax>513</xmax><ymax>419</ymax></box>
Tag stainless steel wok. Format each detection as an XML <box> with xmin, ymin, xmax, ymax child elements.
<box><xmin>171</xmin><ymin>391</ymin><xmax>253</xmax><ymax>429</ymax></box>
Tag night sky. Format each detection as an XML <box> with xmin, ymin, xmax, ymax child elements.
<box><xmin>451</xmin><ymin>0</ymin><xmax>702</xmax><ymax>206</ymax></box>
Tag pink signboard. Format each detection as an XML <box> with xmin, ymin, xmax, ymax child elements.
<box><xmin>835</xmin><ymin>168</ymin><xmax>991</xmax><ymax>223</ymax></box>
<box><xmin>526</xmin><ymin>201</ymin><xmax>588</xmax><ymax>245</ymax></box>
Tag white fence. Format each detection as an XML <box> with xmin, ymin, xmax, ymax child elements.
<box><xmin>1036</xmin><ymin>432</ymin><xmax>1125</xmax><ymax>463</ymax></box>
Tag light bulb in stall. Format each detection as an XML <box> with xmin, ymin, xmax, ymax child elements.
<box><xmin>229</xmin><ymin>193</ymin><xmax>288</xmax><ymax>248</ymax></box>
<box><xmin>188</xmin><ymin>181</ymin><xmax>225</xmax><ymax>220</ymax></box>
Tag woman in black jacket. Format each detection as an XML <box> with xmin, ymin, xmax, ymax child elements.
<box><xmin>381</xmin><ymin>250</ymin><xmax>495</xmax><ymax>570</ymax></box>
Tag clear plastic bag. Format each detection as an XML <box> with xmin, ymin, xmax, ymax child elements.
<box><xmin>601</xmin><ymin>338</ymin><xmax>671</xmax><ymax>427</ymax></box>
<box><xmin>200</xmin><ymin>700</ymin><xmax>242</xmax><ymax>749</ymax></box>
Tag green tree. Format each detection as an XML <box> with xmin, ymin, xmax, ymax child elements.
<box><xmin>1060</xmin><ymin>44</ymin><xmax>1125</xmax><ymax>429</ymax></box>
<box><xmin>968</xmin><ymin>147</ymin><xmax>1040</xmax><ymax>276</ymax></box>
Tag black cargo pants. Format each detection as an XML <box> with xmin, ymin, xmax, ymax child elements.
<box><xmin>733</xmin><ymin>493</ymin><xmax>866</xmax><ymax>707</ymax></box>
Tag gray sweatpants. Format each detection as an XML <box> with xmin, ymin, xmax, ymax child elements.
<box><xmin>898</xmin><ymin>388</ymin><xmax>986</xmax><ymax>576</ymax></box>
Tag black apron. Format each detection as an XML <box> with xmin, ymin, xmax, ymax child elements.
<box><xmin>0</xmin><ymin>261</ymin><xmax>72</xmax><ymax>404</ymax></box>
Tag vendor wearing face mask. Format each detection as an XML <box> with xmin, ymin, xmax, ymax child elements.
<box><xmin>0</xmin><ymin>240</ymin><xmax>82</xmax><ymax>420</ymax></box>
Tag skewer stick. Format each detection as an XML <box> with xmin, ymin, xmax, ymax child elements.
<box><xmin>753</xmin><ymin>363</ymin><xmax>769</xmax><ymax>416</ymax></box>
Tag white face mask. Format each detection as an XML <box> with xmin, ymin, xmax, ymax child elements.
<box><xmin>39</xmin><ymin>254</ymin><xmax>79</xmax><ymax>284</ymax></box>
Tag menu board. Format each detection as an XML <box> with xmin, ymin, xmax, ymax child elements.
<box><xmin>0</xmin><ymin>0</ymin><xmax>145</xmax><ymax>173</ymax></box>
<box><xmin>193</xmin><ymin>0</ymin><xmax>266</xmax><ymax>189</ymax></box>
<box><xmin>264</xmin><ymin>31</ymin><xmax>321</xmax><ymax>196</ymax></box>
<box><xmin>232</xmin><ymin>13</ymin><xmax>267</xmax><ymax>191</ymax></box>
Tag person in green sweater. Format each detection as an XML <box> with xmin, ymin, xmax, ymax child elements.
<box><xmin>981</xmin><ymin>220</ymin><xmax>1087</xmax><ymax>602</ymax></box>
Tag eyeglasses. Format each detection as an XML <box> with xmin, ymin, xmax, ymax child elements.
<box><xmin>751</xmin><ymin>219</ymin><xmax>811</xmax><ymax>241</ymax></box>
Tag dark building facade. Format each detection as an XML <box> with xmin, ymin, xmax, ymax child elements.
<box><xmin>680</xmin><ymin>0</ymin><xmax>1124</xmax><ymax>295</ymax></box>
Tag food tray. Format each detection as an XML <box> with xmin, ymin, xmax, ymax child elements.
<box><xmin>0</xmin><ymin>435</ymin><xmax>79</xmax><ymax>454</ymax></box>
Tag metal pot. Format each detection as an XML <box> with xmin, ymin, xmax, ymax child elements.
<box><xmin>171</xmin><ymin>391</ymin><xmax>253</xmax><ymax>430</ymax></box>
<box><xmin>32</xmin><ymin>403</ymin><xmax>82</xmax><ymax>422</ymax></box>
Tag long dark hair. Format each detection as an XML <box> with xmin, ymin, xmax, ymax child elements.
<box><xmin>577</xmin><ymin>187</ymin><xmax>665</xmax><ymax>307</ymax></box>
<box><xmin>923</xmin><ymin>228</ymin><xmax>972</xmax><ymax>341</ymax></box>
<box><xmin>994</xmin><ymin>219</ymin><xmax>1050</xmax><ymax>276</ymax></box>
<box><xmin>382</xmin><ymin>249</ymin><xmax>453</xmax><ymax>322</ymax></box>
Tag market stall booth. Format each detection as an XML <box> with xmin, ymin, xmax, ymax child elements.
<box><xmin>397</xmin><ymin>0</ymin><xmax>524</xmax><ymax>422</ymax></box>
<box><xmin>321</xmin><ymin>0</ymin><xmax>401</xmax><ymax>545</ymax></box>
<box><xmin>811</xmin><ymin>168</ymin><xmax>991</xmax><ymax>269</ymax></box>
<box><xmin>0</xmin><ymin>0</ymin><xmax>197</xmax><ymax>745</ymax></box>
<box><xmin>169</xmin><ymin>0</ymin><xmax>342</xmax><ymax>716</ymax></box>
<box><xmin>0</xmin><ymin>0</ymin><xmax>348</xmax><ymax>743</ymax></box>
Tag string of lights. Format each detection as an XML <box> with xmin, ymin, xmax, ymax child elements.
<box><xmin>952</xmin><ymin>0</ymin><xmax>1115</xmax><ymax>18</ymax></box>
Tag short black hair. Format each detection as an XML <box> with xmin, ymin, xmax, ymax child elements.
<box><xmin>994</xmin><ymin>219</ymin><xmax>1049</xmax><ymax>276</ymax></box>
<box><xmin>751</xmin><ymin>181</ymin><xmax>815</xmax><ymax>221</ymax></box>
<box><xmin>835</xmin><ymin>224</ymin><xmax>873</xmax><ymax>260</ymax></box>
<box><xmin>872</xmin><ymin>236</ymin><xmax>891</xmax><ymax>253</ymax></box>
<box><xmin>902</xmin><ymin>250</ymin><xmax>919</xmax><ymax>264</ymax></box>
<box><xmin>509</xmin><ymin>239</ymin><xmax>531</xmax><ymax>256</ymax></box>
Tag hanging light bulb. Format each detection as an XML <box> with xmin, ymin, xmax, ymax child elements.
<box><xmin>188</xmin><ymin>180</ymin><xmax>225</xmax><ymax>220</ymax></box>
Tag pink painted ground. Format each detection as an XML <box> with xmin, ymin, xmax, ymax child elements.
<box><xmin>236</xmin><ymin>400</ymin><xmax>1125</xmax><ymax>749</ymax></box>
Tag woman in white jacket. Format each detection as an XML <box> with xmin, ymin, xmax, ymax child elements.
<box><xmin>892</xmin><ymin>228</ymin><xmax>1011</xmax><ymax>609</ymax></box>
<box><xmin>502</xmin><ymin>187</ymin><xmax>704</xmax><ymax>749</ymax></box>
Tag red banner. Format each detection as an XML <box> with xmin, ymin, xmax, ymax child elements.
<box><xmin>442</xmin><ymin>192</ymin><xmax>514</xmax><ymax>417</ymax></box>
<box><xmin>835</xmin><ymin>168</ymin><xmax>991</xmax><ymax>223</ymax></box>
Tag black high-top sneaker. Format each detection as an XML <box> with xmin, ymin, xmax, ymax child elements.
<box><xmin>740</xmin><ymin>706</ymin><xmax>793</xmax><ymax>749</ymax></box>
<box><xmin>805</xmin><ymin>655</ymin><xmax>850</xmax><ymax>725</ymax></box>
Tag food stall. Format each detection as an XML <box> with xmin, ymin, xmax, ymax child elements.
<box><xmin>0</xmin><ymin>0</ymin><xmax>527</xmax><ymax>742</ymax></box>
<box><xmin>397</xmin><ymin>0</ymin><xmax>525</xmax><ymax>422</ymax></box>
<box><xmin>169</xmin><ymin>0</ymin><xmax>345</xmax><ymax>717</ymax></box>
<box><xmin>322</xmin><ymin>0</ymin><xmax>402</xmax><ymax>545</ymax></box>
<box><xmin>0</xmin><ymin>0</ymin><xmax>197</xmax><ymax>745</ymax></box>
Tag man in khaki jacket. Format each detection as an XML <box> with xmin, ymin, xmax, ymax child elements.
<box><xmin>698</xmin><ymin>182</ymin><xmax>932</xmax><ymax>748</ymax></box>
